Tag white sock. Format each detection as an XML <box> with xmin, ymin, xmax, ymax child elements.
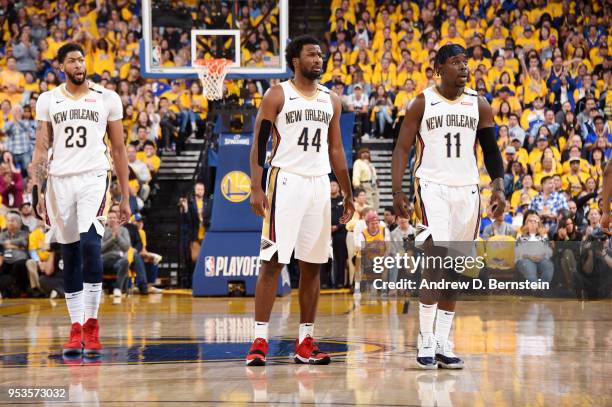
<box><xmin>254</xmin><ymin>321</ymin><xmax>269</xmax><ymax>341</ymax></box>
<box><xmin>435</xmin><ymin>309</ymin><xmax>455</xmax><ymax>346</ymax></box>
<box><xmin>299</xmin><ymin>323</ymin><xmax>314</xmax><ymax>343</ymax></box>
<box><xmin>419</xmin><ymin>302</ymin><xmax>437</xmax><ymax>335</ymax></box>
<box><xmin>65</xmin><ymin>291</ymin><xmax>84</xmax><ymax>325</ymax></box>
<box><xmin>83</xmin><ymin>283</ymin><xmax>102</xmax><ymax>321</ymax></box>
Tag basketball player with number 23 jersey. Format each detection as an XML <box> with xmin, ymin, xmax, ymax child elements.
<box><xmin>32</xmin><ymin>43</ymin><xmax>131</xmax><ymax>359</ymax></box>
<box><xmin>246</xmin><ymin>35</ymin><xmax>355</xmax><ymax>366</ymax></box>
<box><xmin>392</xmin><ymin>44</ymin><xmax>506</xmax><ymax>370</ymax></box>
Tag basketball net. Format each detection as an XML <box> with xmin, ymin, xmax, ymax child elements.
<box><xmin>194</xmin><ymin>59</ymin><xmax>233</xmax><ymax>101</ymax></box>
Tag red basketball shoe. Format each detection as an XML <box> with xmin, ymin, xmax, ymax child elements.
<box><xmin>82</xmin><ymin>318</ymin><xmax>103</xmax><ymax>357</ymax></box>
<box><xmin>294</xmin><ymin>336</ymin><xmax>331</xmax><ymax>365</ymax></box>
<box><xmin>246</xmin><ymin>338</ymin><xmax>269</xmax><ymax>366</ymax></box>
<box><xmin>63</xmin><ymin>322</ymin><xmax>83</xmax><ymax>356</ymax></box>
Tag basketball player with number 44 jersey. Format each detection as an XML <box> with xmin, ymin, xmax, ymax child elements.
<box><xmin>32</xmin><ymin>43</ymin><xmax>131</xmax><ymax>359</ymax></box>
<box><xmin>392</xmin><ymin>44</ymin><xmax>506</xmax><ymax>370</ymax></box>
<box><xmin>246</xmin><ymin>35</ymin><xmax>354</xmax><ymax>366</ymax></box>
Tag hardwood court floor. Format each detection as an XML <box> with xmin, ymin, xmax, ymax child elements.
<box><xmin>0</xmin><ymin>292</ymin><xmax>610</xmax><ymax>406</ymax></box>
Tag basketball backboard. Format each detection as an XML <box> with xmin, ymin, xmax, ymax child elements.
<box><xmin>141</xmin><ymin>0</ymin><xmax>289</xmax><ymax>80</ymax></box>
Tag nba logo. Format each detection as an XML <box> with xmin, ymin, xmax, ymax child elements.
<box><xmin>205</xmin><ymin>256</ymin><xmax>215</xmax><ymax>277</ymax></box>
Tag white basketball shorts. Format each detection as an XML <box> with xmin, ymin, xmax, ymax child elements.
<box><xmin>45</xmin><ymin>169</ymin><xmax>111</xmax><ymax>244</ymax></box>
<box><xmin>413</xmin><ymin>178</ymin><xmax>481</xmax><ymax>243</ymax></box>
<box><xmin>259</xmin><ymin>167</ymin><xmax>331</xmax><ymax>264</ymax></box>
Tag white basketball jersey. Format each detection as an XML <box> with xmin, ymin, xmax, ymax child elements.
<box><xmin>36</xmin><ymin>82</ymin><xmax>123</xmax><ymax>177</ymax></box>
<box><xmin>415</xmin><ymin>86</ymin><xmax>480</xmax><ymax>186</ymax></box>
<box><xmin>270</xmin><ymin>81</ymin><xmax>334</xmax><ymax>176</ymax></box>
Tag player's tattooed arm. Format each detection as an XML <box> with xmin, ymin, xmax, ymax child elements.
<box><xmin>31</xmin><ymin>120</ymin><xmax>53</xmax><ymax>186</ymax></box>
<box><xmin>477</xmin><ymin>96</ymin><xmax>505</xmax><ymax>217</ymax></box>
<box><xmin>328</xmin><ymin>92</ymin><xmax>354</xmax><ymax>224</ymax></box>
<box><xmin>391</xmin><ymin>93</ymin><xmax>425</xmax><ymax>218</ymax></box>
<box><xmin>249</xmin><ymin>84</ymin><xmax>283</xmax><ymax>217</ymax></box>
<box><xmin>31</xmin><ymin>120</ymin><xmax>53</xmax><ymax>218</ymax></box>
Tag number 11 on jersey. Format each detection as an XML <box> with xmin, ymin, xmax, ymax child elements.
<box><xmin>444</xmin><ymin>132</ymin><xmax>461</xmax><ymax>158</ymax></box>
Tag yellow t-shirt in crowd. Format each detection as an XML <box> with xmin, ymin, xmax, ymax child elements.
<box><xmin>137</xmin><ymin>152</ymin><xmax>161</xmax><ymax>173</ymax></box>
<box><xmin>29</xmin><ymin>228</ymin><xmax>51</xmax><ymax>261</ymax></box>
<box><xmin>562</xmin><ymin>172</ymin><xmax>590</xmax><ymax>197</ymax></box>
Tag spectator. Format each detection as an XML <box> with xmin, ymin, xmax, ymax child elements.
<box><xmin>102</xmin><ymin>211</ymin><xmax>131</xmax><ymax>298</ymax></box>
<box><xmin>138</xmin><ymin>141</ymin><xmax>161</xmax><ymax>176</ymax></box>
<box><xmin>369</xmin><ymin>84</ymin><xmax>394</xmax><ymax>138</ymax></box>
<box><xmin>345</xmin><ymin>83</ymin><xmax>370</xmax><ymax>138</ymax></box>
<box><xmin>552</xmin><ymin>216</ymin><xmax>583</xmax><ymax>294</ymax></box>
<box><xmin>19</xmin><ymin>202</ymin><xmax>37</xmax><ymax>232</ymax></box>
<box><xmin>383</xmin><ymin>207</ymin><xmax>397</xmax><ymax>232</ymax></box>
<box><xmin>352</xmin><ymin>148</ymin><xmax>379</xmax><ymax>211</ymax></box>
<box><xmin>3</xmin><ymin>104</ymin><xmax>33</xmax><ymax>172</ymax></box>
<box><xmin>515</xmin><ymin>212</ymin><xmax>554</xmax><ymax>284</ymax></box>
<box><xmin>12</xmin><ymin>31</ymin><xmax>39</xmax><ymax>74</ymax></box>
<box><xmin>562</xmin><ymin>157</ymin><xmax>590</xmax><ymax>198</ymax></box>
<box><xmin>507</xmin><ymin>114</ymin><xmax>526</xmax><ymax>146</ymax></box>
<box><xmin>180</xmin><ymin>182</ymin><xmax>212</xmax><ymax>269</ymax></box>
<box><xmin>27</xmin><ymin>219</ymin><xmax>62</xmax><ymax>297</ymax></box>
<box><xmin>0</xmin><ymin>57</ymin><xmax>25</xmax><ymax>105</ymax></box>
<box><xmin>37</xmin><ymin>242</ymin><xmax>63</xmax><ymax>298</ymax></box>
<box><xmin>123</xmin><ymin>214</ymin><xmax>149</xmax><ymax>295</ymax></box>
<box><xmin>576</xmin><ymin>228</ymin><xmax>611</xmax><ymax>299</ymax></box>
<box><xmin>510</xmin><ymin>174</ymin><xmax>538</xmax><ymax>211</ymax></box>
<box><xmin>482</xmin><ymin>210</ymin><xmax>516</xmax><ymax>239</ymax></box>
<box><xmin>0</xmin><ymin>212</ymin><xmax>31</xmax><ymax>297</ymax></box>
<box><xmin>354</xmin><ymin>209</ymin><xmax>390</xmax><ymax>296</ymax></box>
<box><xmin>127</xmin><ymin>145</ymin><xmax>151</xmax><ymax>201</ymax></box>
<box><xmin>0</xmin><ymin>161</ymin><xmax>24</xmax><ymax>208</ymax></box>
<box><xmin>529</xmin><ymin>176</ymin><xmax>569</xmax><ymax>228</ymax></box>
<box><xmin>133</xmin><ymin>214</ymin><xmax>163</xmax><ymax>294</ymax></box>
<box><xmin>323</xmin><ymin>180</ymin><xmax>347</xmax><ymax>289</ymax></box>
<box><xmin>345</xmin><ymin>190</ymin><xmax>367</xmax><ymax>291</ymax></box>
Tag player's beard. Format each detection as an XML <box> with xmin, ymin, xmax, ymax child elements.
<box><xmin>66</xmin><ymin>71</ymin><xmax>86</xmax><ymax>86</ymax></box>
<box><xmin>301</xmin><ymin>66</ymin><xmax>321</xmax><ymax>81</ymax></box>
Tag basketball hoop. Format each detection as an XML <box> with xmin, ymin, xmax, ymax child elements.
<box><xmin>194</xmin><ymin>58</ymin><xmax>233</xmax><ymax>101</ymax></box>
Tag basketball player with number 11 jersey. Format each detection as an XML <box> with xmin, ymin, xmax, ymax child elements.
<box><xmin>392</xmin><ymin>44</ymin><xmax>506</xmax><ymax>371</ymax></box>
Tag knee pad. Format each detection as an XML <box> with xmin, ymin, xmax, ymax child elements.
<box><xmin>61</xmin><ymin>242</ymin><xmax>83</xmax><ymax>293</ymax></box>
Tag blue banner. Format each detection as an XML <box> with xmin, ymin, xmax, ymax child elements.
<box><xmin>340</xmin><ymin>112</ymin><xmax>355</xmax><ymax>168</ymax></box>
<box><xmin>209</xmin><ymin>133</ymin><xmax>262</xmax><ymax>232</ymax></box>
<box><xmin>192</xmin><ymin>231</ymin><xmax>291</xmax><ymax>296</ymax></box>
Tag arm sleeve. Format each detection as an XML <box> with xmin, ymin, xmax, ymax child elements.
<box><xmin>477</xmin><ymin>127</ymin><xmax>505</xmax><ymax>180</ymax></box>
<box><xmin>106</xmin><ymin>90</ymin><xmax>123</xmax><ymax>121</ymax></box>
<box><xmin>35</xmin><ymin>92</ymin><xmax>51</xmax><ymax>121</ymax></box>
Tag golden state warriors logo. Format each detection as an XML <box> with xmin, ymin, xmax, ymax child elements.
<box><xmin>221</xmin><ymin>171</ymin><xmax>251</xmax><ymax>203</ymax></box>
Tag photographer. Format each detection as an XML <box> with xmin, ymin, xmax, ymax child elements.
<box><xmin>576</xmin><ymin>228</ymin><xmax>612</xmax><ymax>299</ymax></box>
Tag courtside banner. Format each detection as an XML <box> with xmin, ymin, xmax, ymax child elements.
<box><xmin>210</xmin><ymin>133</ymin><xmax>262</xmax><ymax>232</ymax></box>
<box><xmin>193</xmin><ymin>231</ymin><xmax>291</xmax><ymax>296</ymax></box>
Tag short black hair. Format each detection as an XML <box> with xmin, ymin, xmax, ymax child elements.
<box><xmin>58</xmin><ymin>43</ymin><xmax>85</xmax><ymax>63</ymax></box>
<box><xmin>434</xmin><ymin>43</ymin><xmax>467</xmax><ymax>71</ymax></box>
<box><xmin>285</xmin><ymin>35</ymin><xmax>320</xmax><ymax>72</ymax></box>
<box><xmin>384</xmin><ymin>207</ymin><xmax>395</xmax><ymax>215</ymax></box>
